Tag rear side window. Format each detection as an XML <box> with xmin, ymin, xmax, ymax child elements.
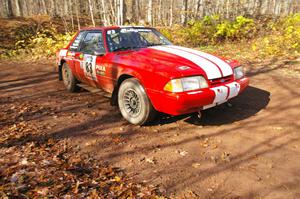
<box><xmin>69</xmin><ymin>31</ymin><xmax>85</xmax><ymax>51</ymax></box>
<box><xmin>80</xmin><ymin>32</ymin><xmax>105</xmax><ymax>54</ymax></box>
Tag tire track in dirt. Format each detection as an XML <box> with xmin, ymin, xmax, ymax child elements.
<box><xmin>0</xmin><ymin>59</ymin><xmax>299</xmax><ymax>198</ymax></box>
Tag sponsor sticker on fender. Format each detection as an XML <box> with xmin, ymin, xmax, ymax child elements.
<box><xmin>96</xmin><ymin>64</ymin><xmax>106</xmax><ymax>76</ymax></box>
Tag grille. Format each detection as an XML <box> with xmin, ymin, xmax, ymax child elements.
<box><xmin>209</xmin><ymin>75</ymin><xmax>232</xmax><ymax>86</ymax></box>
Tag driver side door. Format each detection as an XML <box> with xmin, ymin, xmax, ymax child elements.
<box><xmin>75</xmin><ymin>31</ymin><xmax>106</xmax><ymax>87</ymax></box>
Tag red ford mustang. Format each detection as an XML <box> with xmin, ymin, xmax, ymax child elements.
<box><xmin>56</xmin><ymin>26</ymin><xmax>249</xmax><ymax>125</ymax></box>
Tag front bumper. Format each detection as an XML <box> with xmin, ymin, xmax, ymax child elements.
<box><xmin>148</xmin><ymin>77</ymin><xmax>249</xmax><ymax>116</ymax></box>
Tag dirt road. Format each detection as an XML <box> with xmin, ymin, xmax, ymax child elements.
<box><xmin>1</xmin><ymin>59</ymin><xmax>299</xmax><ymax>198</ymax></box>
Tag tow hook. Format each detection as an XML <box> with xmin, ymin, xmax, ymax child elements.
<box><xmin>227</xmin><ymin>102</ymin><xmax>233</xmax><ymax>108</ymax></box>
<box><xmin>197</xmin><ymin>110</ymin><xmax>202</xmax><ymax>119</ymax></box>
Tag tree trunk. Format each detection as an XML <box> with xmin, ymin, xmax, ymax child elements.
<box><xmin>75</xmin><ymin>0</ymin><xmax>80</xmax><ymax>30</ymax></box>
<box><xmin>14</xmin><ymin>0</ymin><xmax>21</xmax><ymax>16</ymax></box>
<box><xmin>169</xmin><ymin>0</ymin><xmax>174</xmax><ymax>26</ymax></box>
<box><xmin>101</xmin><ymin>0</ymin><xmax>108</xmax><ymax>26</ymax></box>
<box><xmin>88</xmin><ymin>0</ymin><xmax>96</xmax><ymax>27</ymax></box>
<box><xmin>122</xmin><ymin>0</ymin><xmax>127</xmax><ymax>24</ymax></box>
<box><xmin>118</xmin><ymin>0</ymin><xmax>126</xmax><ymax>25</ymax></box>
<box><xmin>195</xmin><ymin>0</ymin><xmax>201</xmax><ymax>18</ymax></box>
<box><xmin>181</xmin><ymin>0</ymin><xmax>188</xmax><ymax>26</ymax></box>
<box><xmin>131</xmin><ymin>0</ymin><xmax>137</xmax><ymax>23</ymax></box>
<box><xmin>6</xmin><ymin>0</ymin><xmax>13</xmax><ymax>17</ymax></box>
<box><xmin>147</xmin><ymin>0</ymin><xmax>152</xmax><ymax>25</ymax></box>
<box><xmin>109</xmin><ymin>0</ymin><xmax>116</xmax><ymax>25</ymax></box>
<box><xmin>117</xmin><ymin>0</ymin><xmax>121</xmax><ymax>25</ymax></box>
<box><xmin>158</xmin><ymin>0</ymin><xmax>162</xmax><ymax>25</ymax></box>
<box><xmin>68</xmin><ymin>0</ymin><xmax>74</xmax><ymax>30</ymax></box>
<box><xmin>136</xmin><ymin>0</ymin><xmax>141</xmax><ymax>23</ymax></box>
<box><xmin>40</xmin><ymin>0</ymin><xmax>47</xmax><ymax>14</ymax></box>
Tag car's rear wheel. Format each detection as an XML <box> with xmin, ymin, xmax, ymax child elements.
<box><xmin>118</xmin><ymin>78</ymin><xmax>156</xmax><ymax>125</ymax></box>
<box><xmin>62</xmin><ymin>62</ymin><xmax>79</xmax><ymax>92</ymax></box>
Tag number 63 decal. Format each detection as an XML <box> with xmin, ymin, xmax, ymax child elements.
<box><xmin>83</xmin><ymin>55</ymin><xmax>97</xmax><ymax>80</ymax></box>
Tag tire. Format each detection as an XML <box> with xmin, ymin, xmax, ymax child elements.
<box><xmin>118</xmin><ymin>78</ymin><xmax>157</xmax><ymax>125</ymax></box>
<box><xmin>62</xmin><ymin>62</ymin><xmax>79</xmax><ymax>92</ymax></box>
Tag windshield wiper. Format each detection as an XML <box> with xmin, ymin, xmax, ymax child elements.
<box><xmin>112</xmin><ymin>46</ymin><xmax>134</xmax><ymax>52</ymax></box>
<box><xmin>146</xmin><ymin>43</ymin><xmax>165</xmax><ymax>47</ymax></box>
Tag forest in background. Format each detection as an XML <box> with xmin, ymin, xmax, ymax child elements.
<box><xmin>1</xmin><ymin>0</ymin><xmax>300</xmax><ymax>27</ymax></box>
<box><xmin>0</xmin><ymin>0</ymin><xmax>300</xmax><ymax>62</ymax></box>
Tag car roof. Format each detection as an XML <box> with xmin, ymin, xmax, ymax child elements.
<box><xmin>80</xmin><ymin>26</ymin><xmax>149</xmax><ymax>31</ymax></box>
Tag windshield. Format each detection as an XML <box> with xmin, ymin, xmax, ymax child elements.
<box><xmin>106</xmin><ymin>28</ymin><xmax>172</xmax><ymax>52</ymax></box>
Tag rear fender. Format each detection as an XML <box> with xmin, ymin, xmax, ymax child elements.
<box><xmin>56</xmin><ymin>49</ymin><xmax>68</xmax><ymax>81</ymax></box>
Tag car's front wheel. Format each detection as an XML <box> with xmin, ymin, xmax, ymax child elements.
<box><xmin>62</xmin><ymin>62</ymin><xmax>79</xmax><ymax>92</ymax></box>
<box><xmin>118</xmin><ymin>78</ymin><xmax>157</xmax><ymax>125</ymax></box>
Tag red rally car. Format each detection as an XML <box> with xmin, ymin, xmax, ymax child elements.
<box><xmin>56</xmin><ymin>26</ymin><xmax>249</xmax><ymax>125</ymax></box>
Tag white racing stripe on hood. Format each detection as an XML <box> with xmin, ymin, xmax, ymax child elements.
<box><xmin>169</xmin><ymin>45</ymin><xmax>233</xmax><ymax>77</ymax></box>
<box><xmin>150</xmin><ymin>46</ymin><xmax>222</xmax><ymax>79</ymax></box>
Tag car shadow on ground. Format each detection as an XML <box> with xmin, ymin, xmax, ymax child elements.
<box><xmin>150</xmin><ymin>86</ymin><xmax>270</xmax><ymax>126</ymax></box>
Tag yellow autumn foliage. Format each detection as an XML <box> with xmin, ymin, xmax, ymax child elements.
<box><xmin>1</xmin><ymin>14</ymin><xmax>300</xmax><ymax>61</ymax></box>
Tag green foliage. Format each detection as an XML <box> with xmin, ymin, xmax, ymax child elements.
<box><xmin>160</xmin><ymin>15</ymin><xmax>255</xmax><ymax>46</ymax></box>
<box><xmin>179</xmin><ymin>15</ymin><xmax>222</xmax><ymax>45</ymax></box>
<box><xmin>214</xmin><ymin>16</ymin><xmax>255</xmax><ymax>40</ymax></box>
<box><xmin>2</xmin><ymin>15</ymin><xmax>300</xmax><ymax>61</ymax></box>
<box><xmin>158</xmin><ymin>14</ymin><xmax>300</xmax><ymax>59</ymax></box>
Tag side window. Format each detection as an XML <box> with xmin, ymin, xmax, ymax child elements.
<box><xmin>107</xmin><ymin>30</ymin><xmax>121</xmax><ymax>51</ymax></box>
<box><xmin>69</xmin><ymin>31</ymin><xmax>85</xmax><ymax>51</ymax></box>
<box><xmin>80</xmin><ymin>32</ymin><xmax>105</xmax><ymax>54</ymax></box>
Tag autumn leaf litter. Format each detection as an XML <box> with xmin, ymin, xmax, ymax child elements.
<box><xmin>0</xmin><ymin>102</ymin><xmax>165</xmax><ymax>198</ymax></box>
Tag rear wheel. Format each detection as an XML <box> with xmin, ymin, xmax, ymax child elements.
<box><xmin>62</xmin><ymin>62</ymin><xmax>79</xmax><ymax>92</ymax></box>
<box><xmin>118</xmin><ymin>78</ymin><xmax>156</xmax><ymax>125</ymax></box>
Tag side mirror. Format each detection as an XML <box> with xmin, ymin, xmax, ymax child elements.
<box><xmin>94</xmin><ymin>50</ymin><xmax>105</xmax><ymax>56</ymax></box>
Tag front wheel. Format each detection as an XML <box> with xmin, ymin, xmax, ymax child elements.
<box><xmin>118</xmin><ymin>78</ymin><xmax>157</xmax><ymax>125</ymax></box>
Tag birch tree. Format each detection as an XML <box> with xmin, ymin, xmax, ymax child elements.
<box><xmin>147</xmin><ymin>0</ymin><xmax>153</xmax><ymax>25</ymax></box>
<box><xmin>14</xmin><ymin>0</ymin><xmax>20</xmax><ymax>16</ymax></box>
<box><xmin>117</xmin><ymin>0</ymin><xmax>125</xmax><ymax>25</ymax></box>
<box><xmin>169</xmin><ymin>0</ymin><xmax>174</xmax><ymax>26</ymax></box>
<box><xmin>75</xmin><ymin>0</ymin><xmax>80</xmax><ymax>30</ymax></box>
<box><xmin>101</xmin><ymin>0</ymin><xmax>108</xmax><ymax>26</ymax></box>
<box><xmin>88</xmin><ymin>0</ymin><xmax>95</xmax><ymax>27</ymax></box>
<box><xmin>181</xmin><ymin>0</ymin><xmax>188</xmax><ymax>25</ymax></box>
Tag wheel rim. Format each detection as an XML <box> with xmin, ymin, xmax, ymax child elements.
<box><xmin>62</xmin><ymin>66</ymin><xmax>71</xmax><ymax>88</ymax></box>
<box><xmin>123</xmin><ymin>89</ymin><xmax>141</xmax><ymax>117</ymax></box>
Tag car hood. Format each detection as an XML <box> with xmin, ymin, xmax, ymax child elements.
<box><xmin>116</xmin><ymin>45</ymin><xmax>234</xmax><ymax>80</ymax></box>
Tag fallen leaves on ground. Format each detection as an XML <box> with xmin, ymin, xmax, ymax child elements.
<box><xmin>0</xmin><ymin>99</ymin><xmax>165</xmax><ymax>198</ymax></box>
<box><xmin>0</xmin><ymin>139</ymin><xmax>164</xmax><ymax>198</ymax></box>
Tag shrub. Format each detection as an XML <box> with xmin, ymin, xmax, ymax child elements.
<box><xmin>1</xmin><ymin>26</ymin><xmax>74</xmax><ymax>60</ymax></box>
<box><xmin>181</xmin><ymin>15</ymin><xmax>221</xmax><ymax>45</ymax></box>
<box><xmin>159</xmin><ymin>28</ymin><xmax>173</xmax><ymax>41</ymax></box>
<box><xmin>2</xmin><ymin>15</ymin><xmax>300</xmax><ymax>61</ymax></box>
<box><xmin>214</xmin><ymin>16</ymin><xmax>255</xmax><ymax>40</ymax></box>
<box><xmin>160</xmin><ymin>15</ymin><xmax>256</xmax><ymax>47</ymax></box>
<box><xmin>253</xmin><ymin>14</ymin><xmax>300</xmax><ymax>56</ymax></box>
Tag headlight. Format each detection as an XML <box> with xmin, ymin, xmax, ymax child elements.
<box><xmin>234</xmin><ymin>66</ymin><xmax>244</xmax><ymax>80</ymax></box>
<box><xmin>164</xmin><ymin>76</ymin><xmax>208</xmax><ymax>93</ymax></box>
